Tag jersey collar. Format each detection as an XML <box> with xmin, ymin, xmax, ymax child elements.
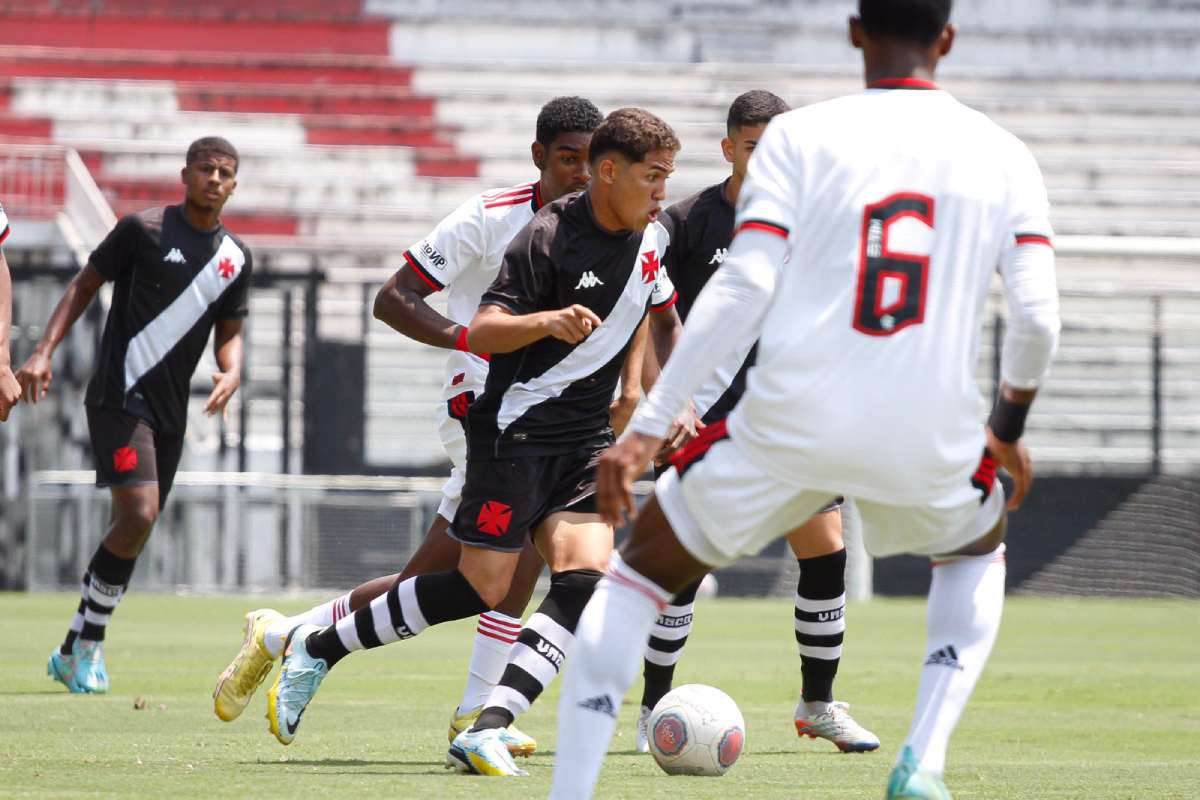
<box><xmin>867</xmin><ymin>78</ymin><xmax>940</xmax><ymax>90</ymax></box>
<box><xmin>531</xmin><ymin>181</ymin><xmax>544</xmax><ymax>213</ymax></box>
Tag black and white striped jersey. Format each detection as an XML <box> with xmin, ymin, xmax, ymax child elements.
<box><xmin>84</xmin><ymin>204</ymin><xmax>251</xmax><ymax>434</ymax></box>
<box><xmin>468</xmin><ymin>191</ymin><xmax>677</xmax><ymax>459</ymax></box>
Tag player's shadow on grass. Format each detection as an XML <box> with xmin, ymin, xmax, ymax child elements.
<box><xmin>245</xmin><ymin>758</ymin><xmax>444</xmax><ymax>769</ymax></box>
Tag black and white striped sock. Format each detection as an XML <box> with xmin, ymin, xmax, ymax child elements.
<box><xmin>305</xmin><ymin>570</ymin><xmax>488</xmax><ymax>668</ymax></box>
<box><xmin>473</xmin><ymin>569</ymin><xmax>602</xmax><ymax>730</ymax></box>
<box><xmin>795</xmin><ymin>548</ymin><xmax>847</xmax><ymax>704</ymax></box>
<box><xmin>61</xmin><ymin>545</ymin><xmax>137</xmax><ymax>650</ymax></box>
<box><xmin>640</xmin><ymin>576</ymin><xmax>702</xmax><ymax>711</ymax></box>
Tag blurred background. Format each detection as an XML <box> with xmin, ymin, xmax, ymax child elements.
<box><xmin>0</xmin><ymin>0</ymin><xmax>1196</xmax><ymax>601</ymax></box>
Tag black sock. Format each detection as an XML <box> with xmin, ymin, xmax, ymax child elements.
<box><xmin>69</xmin><ymin>544</ymin><xmax>137</xmax><ymax>645</ymax></box>
<box><xmin>306</xmin><ymin>569</ymin><xmax>489</xmax><ymax>669</ymax></box>
<box><xmin>471</xmin><ymin>568</ymin><xmax>603</xmax><ymax>731</ymax></box>
<box><xmin>640</xmin><ymin>576</ymin><xmax>702</xmax><ymax>710</ymax></box>
<box><xmin>795</xmin><ymin>548</ymin><xmax>846</xmax><ymax>704</ymax></box>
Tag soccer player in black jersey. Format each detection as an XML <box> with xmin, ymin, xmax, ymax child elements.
<box><xmin>0</xmin><ymin>200</ymin><xmax>21</xmax><ymax>420</ymax></box>
<box><xmin>264</xmin><ymin>110</ymin><xmax>690</xmax><ymax>778</ymax></box>
<box><xmin>18</xmin><ymin>137</ymin><xmax>251</xmax><ymax>694</ymax></box>
<box><xmin>636</xmin><ymin>91</ymin><xmax>880</xmax><ymax>753</ymax></box>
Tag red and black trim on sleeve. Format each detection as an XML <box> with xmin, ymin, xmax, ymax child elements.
<box><xmin>669</xmin><ymin>418</ymin><xmax>730</xmax><ymax>477</ymax></box>
<box><xmin>0</xmin><ymin>224</ymin><xmax>10</xmax><ymax>245</ymax></box>
<box><xmin>868</xmin><ymin>78</ymin><xmax>940</xmax><ymax>90</ymax></box>
<box><xmin>650</xmin><ymin>290</ymin><xmax>679</xmax><ymax>313</ymax></box>
<box><xmin>1014</xmin><ymin>232</ymin><xmax>1054</xmax><ymax>249</ymax></box>
<box><xmin>403</xmin><ymin>250</ymin><xmax>446</xmax><ymax>291</ymax></box>
<box><xmin>734</xmin><ymin>219</ymin><xmax>789</xmax><ymax>240</ymax></box>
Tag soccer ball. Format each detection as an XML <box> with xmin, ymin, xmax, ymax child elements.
<box><xmin>647</xmin><ymin>684</ymin><xmax>745</xmax><ymax>776</ymax></box>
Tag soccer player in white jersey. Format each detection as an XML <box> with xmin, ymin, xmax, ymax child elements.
<box><xmin>551</xmin><ymin>2</ymin><xmax>1061</xmax><ymax>798</ymax></box>
<box><xmin>213</xmin><ymin>98</ymin><xmax>609</xmax><ymax>754</ymax></box>
<box><xmin>0</xmin><ymin>200</ymin><xmax>21</xmax><ymax>421</ymax></box>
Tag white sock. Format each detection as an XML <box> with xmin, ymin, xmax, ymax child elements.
<box><xmin>551</xmin><ymin>553</ymin><xmax>671</xmax><ymax>800</ymax></box>
<box><xmin>902</xmin><ymin>544</ymin><xmax>1006</xmax><ymax>775</ymax></box>
<box><xmin>456</xmin><ymin>611</ymin><xmax>521</xmax><ymax>715</ymax></box>
<box><xmin>263</xmin><ymin>592</ymin><xmax>352</xmax><ymax>658</ymax></box>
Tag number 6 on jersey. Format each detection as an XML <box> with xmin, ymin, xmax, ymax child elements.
<box><xmin>853</xmin><ymin>192</ymin><xmax>934</xmax><ymax>336</ymax></box>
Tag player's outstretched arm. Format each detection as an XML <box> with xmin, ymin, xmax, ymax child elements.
<box><xmin>467</xmin><ymin>303</ymin><xmax>601</xmax><ymax>354</ymax></box>
<box><xmin>205</xmin><ymin>318</ymin><xmax>243</xmax><ymax>418</ymax></box>
<box><xmin>373</xmin><ymin>266</ymin><xmax>467</xmax><ymax>351</ymax></box>
<box><xmin>0</xmin><ymin>249</ymin><xmax>20</xmax><ymax>421</ymax></box>
<box><xmin>16</xmin><ymin>263</ymin><xmax>105</xmax><ymax>403</ymax></box>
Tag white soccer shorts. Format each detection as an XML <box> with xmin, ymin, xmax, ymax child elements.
<box><xmin>656</xmin><ymin>432</ymin><xmax>1004</xmax><ymax>568</ymax></box>
<box><xmin>435</xmin><ymin>406</ymin><xmax>468</xmax><ymax>521</ymax></box>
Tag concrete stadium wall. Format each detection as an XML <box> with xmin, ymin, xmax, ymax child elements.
<box><xmin>374</xmin><ymin>0</ymin><xmax>1200</xmax><ymax>78</ymax></box>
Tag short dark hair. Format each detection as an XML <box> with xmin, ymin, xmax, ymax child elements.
<box><xmin>726</xmin><ymin>90</ymin><xmax>790</xmax><ymax>133</ymax></box>
<box><xmin>588</xmin><ymin>108</ymin><xmax>681</xmax><ymax>165</ymax></box>
<box><xmin>186</xmin><ymin>136</ymin><xmax>239</xmax><ymax>172</ymax></box>
<box><xmin>859</xmin><ymin>0</ymin><xmax>951</xmax><ymax>46</ymax></box>
<box><xmin>536</xmin><ymin>96</ymin><xmax>604</xmax><ymax>146</ymax></box>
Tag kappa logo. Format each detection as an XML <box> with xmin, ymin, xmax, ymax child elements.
<box><xmin>163</xmin><ymin>248</ymin><xmax>187</xmax><ymax>264</ymax></box>
<box><xmin>640</xmin><ymin>250</ymin><xmax>660</xmax><ymax>284</ymax></box>
<box><xmin>575</xmin><ymin>271</ymin><xmax>604</xmax><ymax>289</ymax></box>
<box><xmin>924</xmin><ymin>644</ymin><xmax>964</xmax><ymax>671</ymax></box>
<box><xmin>476</xmin><ymin>500</ymin><xmax>513</xmax><ymax>536</ymax></box>
<box><xmin>708</xmin><ymin>248</ymin><xmax>727</xmax><ymax>265</ymax></box>
<box><xmin>578</xmin><ymin>694</ymin><xmax>617</xmax><ymax>718</ymax></box>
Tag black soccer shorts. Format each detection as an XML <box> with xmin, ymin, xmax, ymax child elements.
<box><xmin>448</xmin><ymin>445</ymin><xmax>605</xmax><ymax>552</ymax></box>
<box><xmin>87</xmin><ymin>405</ymin><xmax>184</xmax><ymax>509</ymax></box>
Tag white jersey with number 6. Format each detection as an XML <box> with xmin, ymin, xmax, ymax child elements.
<box><xmin>725</xmin><ymin>82</ymin><xmax>1058</xmax><ymax>505</ymax></box>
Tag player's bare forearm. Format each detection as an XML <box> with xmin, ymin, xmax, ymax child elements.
<box><xmin>31</xmin><ymin>263</ymin><xmax>104</xmax><ymax>358</ymax></box>
<box><xmin>206</xmin><ymin>319</ymin><xmax>243</xmax><ymax>417</ymax></box>
<box><xmin>373</xmin><ymin>267</ymin><xmax>459</xmax><ymax>350</ymax></box>
<box><xmin>649</xmin><ymin>306</ymin><xmax>683</xmax><ymax>367</ymax></box>
<box><xmin>468</xmin><ymin>303</ymin><xmax>601</xmax><ymax>353</ymax></box>
<box><xmin>16</xmin><ymin>263</ymin><xmax>105</xmax><ymax>402</ymax></box>
<box><xmin>986</xmin><ymin>382</ymin><xmax>1040</xmax><ymax>510</ymax></box>
<box><xmin>0</xmin><ymin>251</ymin><xmax>18</xmax><ymax>420</ymax></box>
<box><xmin>611</xmin><ymin>317</ymin><xmax>648</xmax><ymax>435</ymax></box>
<box><xmin>0</xmin><ymin>250</ymin><xmax>12</xmax><ymax>367</ymax></box>
<box><xmin>213</xmin><ymin>319</ymin><xmax>244</xmax><ymax>377</ymax></box>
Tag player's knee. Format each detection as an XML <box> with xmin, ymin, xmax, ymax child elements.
<box><xmin>115</xmin><ymin>492</ymin><xmax>160</xmax><ymax>538</ymax></box>
<box><xmin>473</xmin><ymin>581</ymin><xmax>510</xmax><ymax>610</ymax></box>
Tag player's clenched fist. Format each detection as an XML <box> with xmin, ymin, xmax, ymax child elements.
<box><xmin>0</xmin><ymin>364</ymin><xmax>20</xmax><ymax>421</ymax></box>
<box><xmin>543</xmin><ymin>304</ymin><xmax>601</xmax><ymax>344</ymax></box>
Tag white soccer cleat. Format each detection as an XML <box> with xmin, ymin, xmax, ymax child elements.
<box><xmin>794</xmin><ymin>700</ymin><xmax>881</xmax><ymax>753</ymax></box>
<box><xmin>635</xmin><ymin>705</ymin><xmax>652</xmax><ymax>753</ymax></box>
<box><xmin>446</xmin><ymin>727</ymin><xmax>529</xmax><ymax>776</ymax></box>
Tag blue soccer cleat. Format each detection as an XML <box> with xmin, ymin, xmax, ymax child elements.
<box><xmin>49</xmin><ymin>641</ymin><xmax>109</xmax><ymax>694</ymax></box>
<box><xmin>266</xmin><ymin>625</ymin><xmax>328</xmax><ymax>745</ymax></box>
<box><xmin>886</xmin><ymin>746</ymin><xmax>953</xmax><ymax>799</ymax></box>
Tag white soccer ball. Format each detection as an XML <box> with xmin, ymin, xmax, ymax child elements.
<box><xmin>647</xmin><ymin>684</ymin><xmax>746</xmax><ymax>776</ymax></box>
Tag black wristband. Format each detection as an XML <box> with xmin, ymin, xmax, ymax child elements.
<box><xmin>988</xmin><ymin>396</ymin><xmax>1031</xmax><ymax>443</ymax></box>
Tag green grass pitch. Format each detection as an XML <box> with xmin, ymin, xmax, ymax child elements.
<box><xmin>1</xmin><ymin>593</ymin><xmax>1197</xmax><ymax>798</ymax></box>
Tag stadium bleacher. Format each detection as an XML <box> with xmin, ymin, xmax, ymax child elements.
<box><xmin>1</xmin><ymin>1</ymin><xmax>1198</xmax><ymax>476</ymax></box>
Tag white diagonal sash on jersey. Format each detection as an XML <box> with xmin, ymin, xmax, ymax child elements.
<box><xmin>124</xmin><ymin>235</ymin><xmax>245</xmax><ymax>391</ymax></box>
<box><xmin>497</xmin><ymin>230</ymin><xmax>662</xmax><ymax>432</ymax></box>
